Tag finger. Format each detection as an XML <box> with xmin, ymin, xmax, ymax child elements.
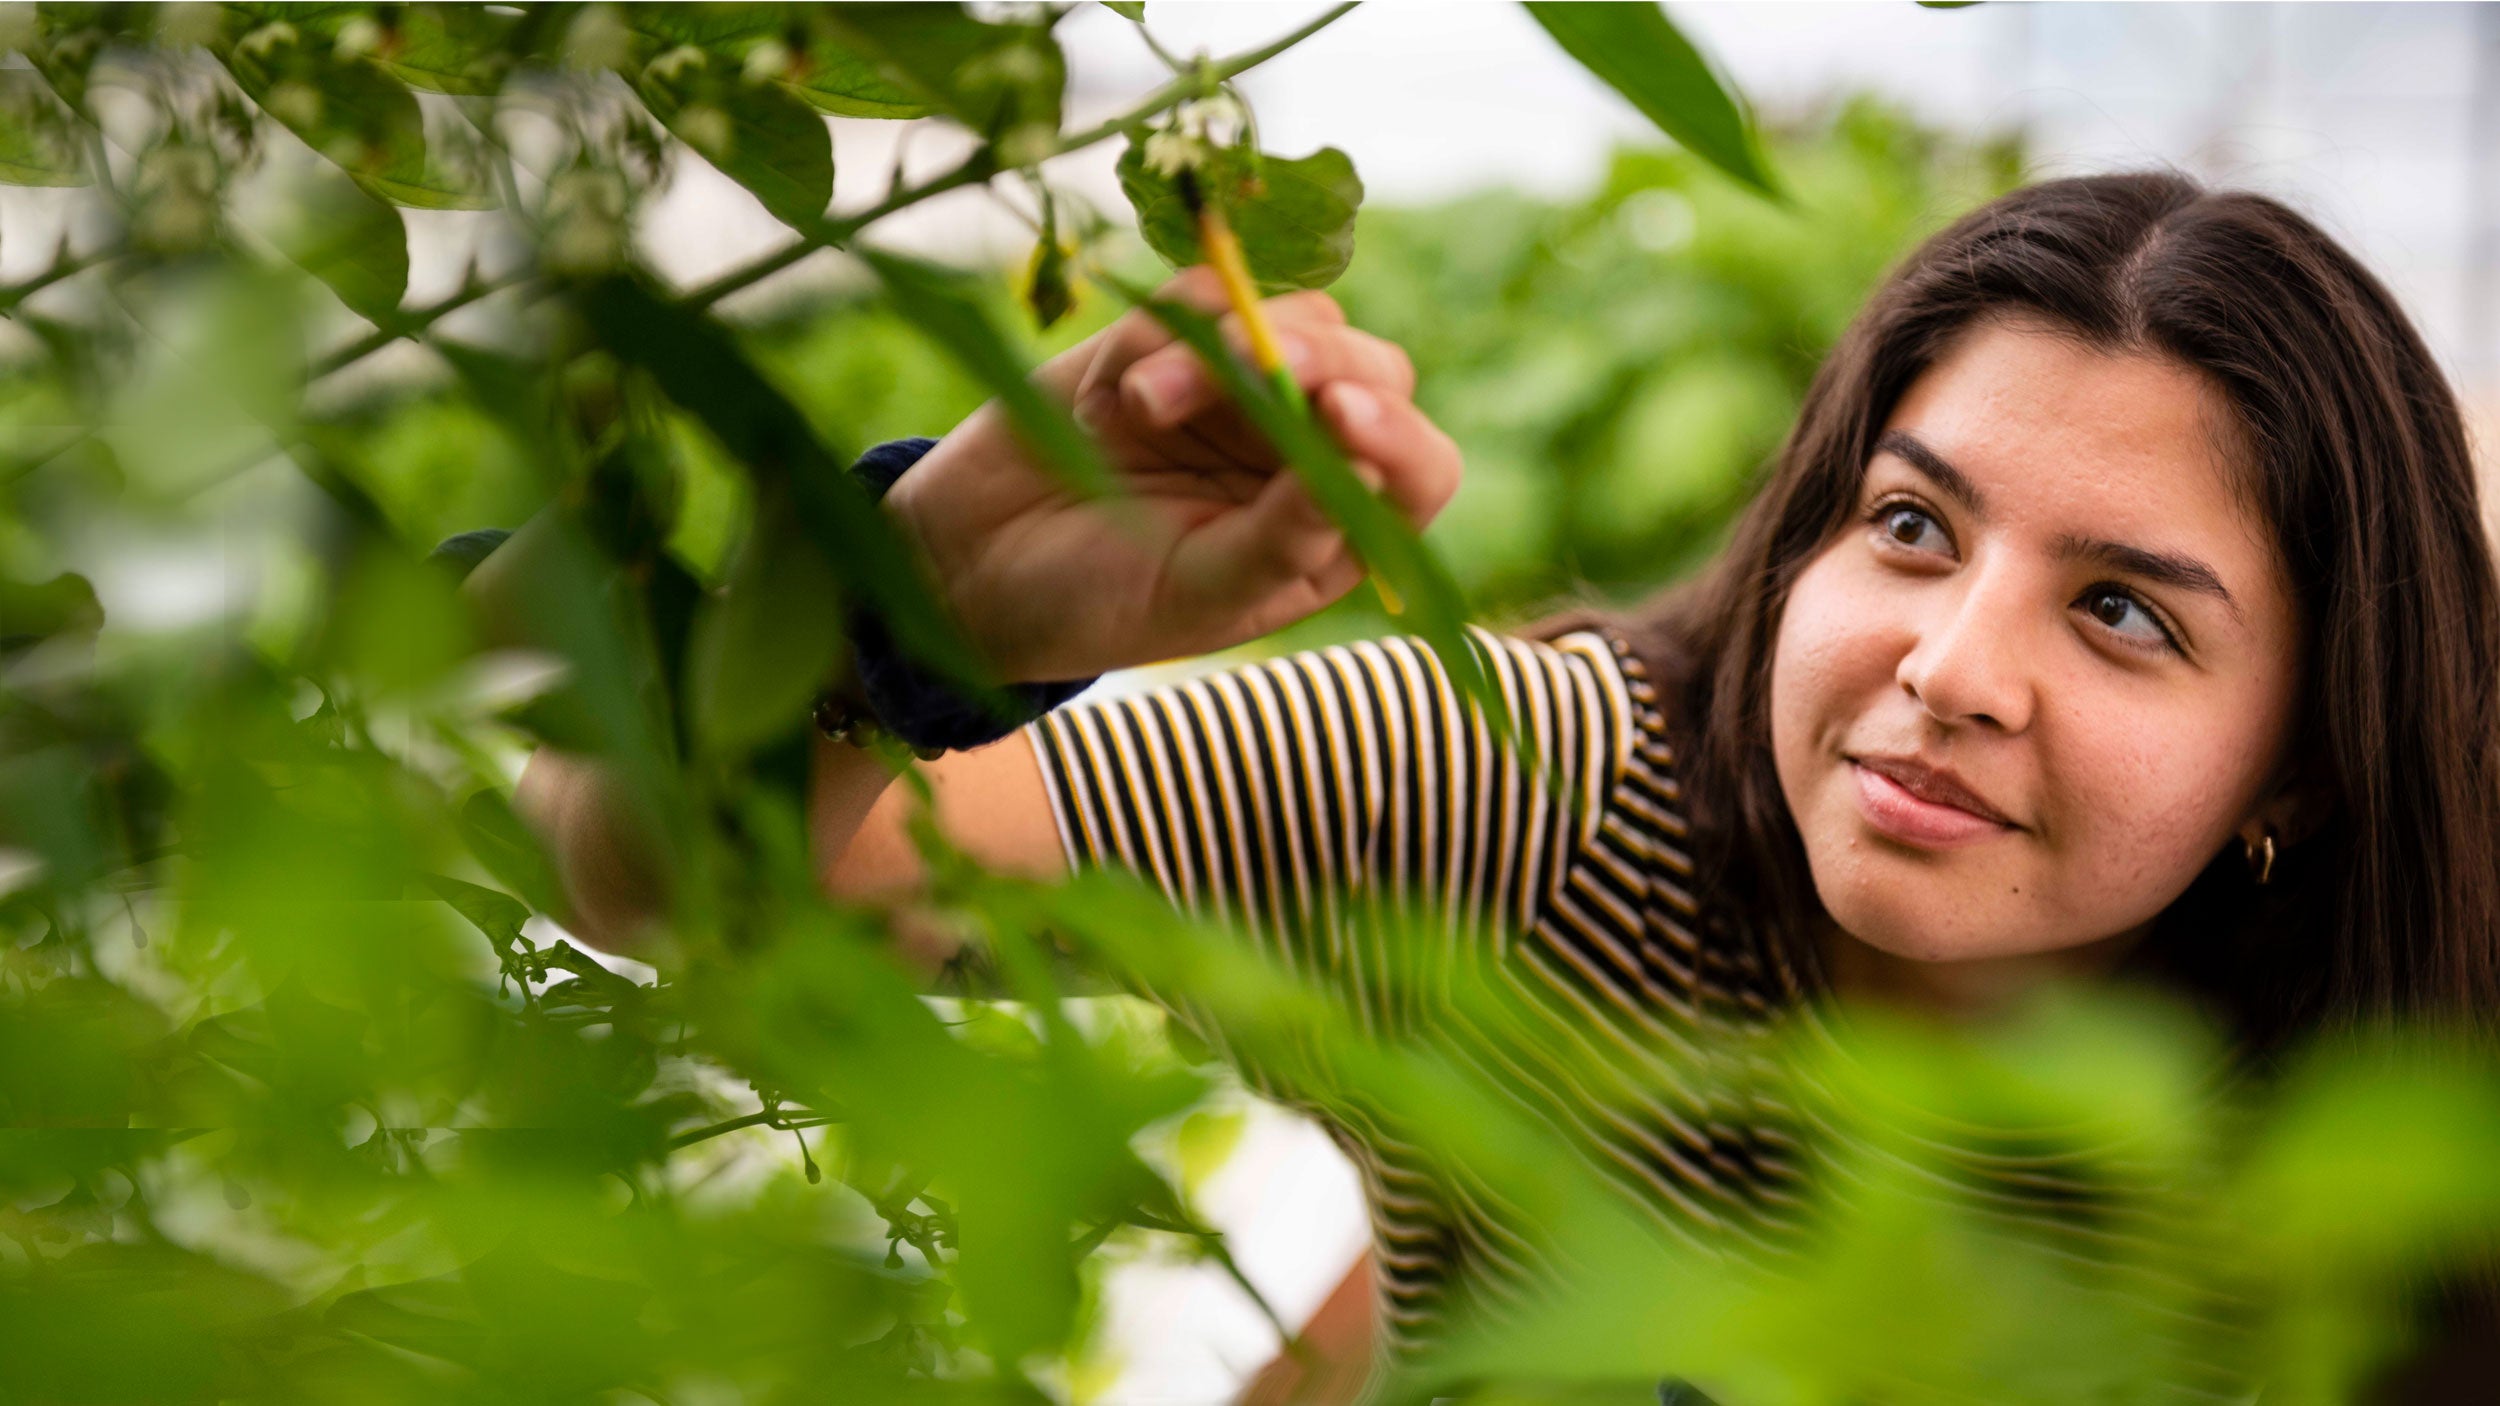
<box><xmin>1318</xmin><ymin>381</ymin><xmax>1462</xmax><ymax>528</ymax></box>
<box><xmin>1121</xmin><ymin>323</ymin><xmax>1416</xmax><ymax>429</ymax></box>
<box><xmin>1064</xmin><ymin>267</ymin><xmax>1238</xmax><ymax>423</ymax></box>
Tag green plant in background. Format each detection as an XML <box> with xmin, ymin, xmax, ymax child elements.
<box><xmin>0</xmin><ymin>4</ymin><xmax>2493</xmax><ymax>1405</ymax></box>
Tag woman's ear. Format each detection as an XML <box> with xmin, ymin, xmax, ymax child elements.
<box><xmin>2242</xmin><ymin>774</ymin><xmax>2333</xmax><ymax>853</ymax></box>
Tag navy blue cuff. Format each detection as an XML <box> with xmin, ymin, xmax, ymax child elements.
<box><xmin>424</xmin><ymin>437</ymin><xmax>1094</xmax><ymax>755</ymax></box>
<box><xmin>848</xmin><ymin>438</ymin><xmax>1098</xmax><ymax>753</ymax></box>
<box><xmin>427</xmin><ymin>527</ymin><xmax>514</xmax><ymax>582</ymax></box>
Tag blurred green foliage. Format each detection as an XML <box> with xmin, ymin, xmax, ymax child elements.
<box><xmin>0</xmin><ymin>4</ymin><xmax>2494</xmax><ymax>1405</ymax></box>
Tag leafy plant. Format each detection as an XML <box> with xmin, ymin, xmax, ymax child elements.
<box><xmin>0</xmin><ymin>5</ymin><xmax>2490</xmax><ymax>1405</ymax></box>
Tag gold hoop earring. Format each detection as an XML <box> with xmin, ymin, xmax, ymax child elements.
<box><xmin>2243</xmin><ymin>831</ymin><xmax>2276</xmax><ymax>886</ymax></box>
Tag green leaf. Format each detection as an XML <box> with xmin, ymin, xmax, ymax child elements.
<box><xmin>574</xmin><ymin>277</ymin><xmax>1002</xmax><ymax>702</ymax></box>
<box><xmin>423</xmin><ymin>873</ymin><xmax>532</xmax><ymax>955</ymax></box>
<box><xmin>686</xmin><ymin>508</ymin><xmax>844</xmax><ymax>756</ymax></box>
<box><xmin>1101</xmin><ymin>1</ymin><xmax>1147</xmax><ymax>20</ymax></box>
<box><xmin>781</xmin><ymin>42</ymin><xmax>933</xmax><ymax>120</ymax></box>
<box><xmin>0</xmin><ymin>71</ymin><xmax>89</xmax><ymax>186</ymax></box>
<box><xmin>370</xmin><ymin>6</ymin><xmax>522</xmax><ymax>95</ymax></box>
<box><xmin>637</xmin><ymin>53</ymin><xmax>834</xmax><ymax>230</ymax></box>
<box><xmin>858</xmin><ymin>249</ymin><xmax>1114</xmax><ymax>501</ymax></box>
<box><xmin>822</xmin><ymin>4</ymin><xmax>1065</xmax><ymax>155</ymax></box>
<box><xmin>1523</xmin><ymin>2</ymin><xmax>1783</xmax><ymax>201</ymax></box>
<box><xmin>1116</xmin><ymin>141</ymin><xmax>1364</xmax><ymax>292</ymax></box>
<box><xmin>266</xmin><ymin>164</ymin><xmax>408</xmax><ymax>321</ymax></box>
<box><xmin>1097</xmin><ymin>272</ymin><xmax>1513</xmax><ymax>748</ymax></box>
<box><xmin>220</xmin><ymin>23</ymin><xmax>495</xmax><ymax>209</ymax></box>
<box><xmin>456</xmin><ymin>790</ymin><xmax>569</xmax><ymax>923</ymax></box>
<box><xmin>624</xmin><ymin>4</ymin><xmax>784</xmax><ymax>53</ymax></box>
<box><xmin>623</xmin><ymin>5</ymin><xmax>934</xmax><ymax>119</ymax></box>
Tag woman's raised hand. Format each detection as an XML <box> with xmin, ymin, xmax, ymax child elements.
<box><xmin>882</xmin><ymin>266</ymin><xmax>1463</xmax><ymax>682</ymax></box>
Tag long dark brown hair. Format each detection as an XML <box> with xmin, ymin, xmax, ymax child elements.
<box><xmin>1551</xmin><ymin>171</ymin><xmax>2500</xmax><ymax>1055</ymax></box>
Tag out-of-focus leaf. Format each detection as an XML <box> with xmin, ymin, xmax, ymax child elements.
<box><xmin>1102</xmin><ymin>2</ymin><xmax>1148</xmax><ymax>21</ymax></box>
<box><xmin>0</xmin><ymin>70</ymin><xmax>90</xmax><ymax>186</ymax></box>
<box><xmin>822</xmin><ymin>4</ymin><xmax>1064</xmax><ymax>156</ymax></box>
<box><xmin>783</xmin><ymin>39</ymin><xmax>935</xmax><ymax>119</ymax></box>
<box><xmin>371</xmin><ymin>5</ymin><xmax>522</xmax><ymax>94</ymax></box>
<box><xmin>1523</xmin><ymin>2</ymin><xmax>1783</xmax><ymax>200</ymax></box>
<box><xmin>686</xmin><ymin>508</ymin><xmax>843</xmax><ymax>756</ymax></box>
<box><xmin>574</xmin><ymin>277</ymin><xmax>998</xmax><ymax>698</ymax></box>
<box><xmin>860</xmin><ymin>248</ymin><xmax>1113</xmax><ymax>500</ymax></box>
<box><xmin>458</xmin><ymin>789</ymin><xmax>569</xmax><ymax>921</ymax></box>
<box><xmin>315</xmin><ymin>547</ymin><xmax>471</xmax><ymax>696</ymax></box>
<box><xmin>0</xmin><ymin>571</ymin><xmax>103</xmax><ymax>652</ymax></box>
<box><xmin>221</xmin><ymin>21</ymin><xmax>494</xmax><ymax>209</ymax></box>
<box><xmin>626</xmin><ymin>6</ymin><xmax>938</xmax><ymax>118</ymax></box>
<box><xmin>1116</xmin><ymin>141</ymin><xmax>1364</xmax><ymax>291</ymax></box>
<box><xmin>266</xmin><ymin>163</ymin><xmax>409</xmax><ymax>320</ymax></box>
<box><xmin>637</xmin><ymin>50</ymin><xmax>833</xmax><ymax>229</ymax></box>
<box><xmin>424</xmin><ymin>873</ymin><xmax>532</xmax><ymax>955</ymax></box>
<box><xmin>1099</xmin><ymin>273</ymin><xmax>1513</xmax><ymax>753</ymax></box>
<box><xmin>624</xmin><ymin>4</ymin><xmax>784</xmax><ymax>53</ymax></box>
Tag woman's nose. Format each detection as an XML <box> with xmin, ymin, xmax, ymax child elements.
<box><xmin>1896</xmin><ymin>570</ymin><xmax>2038</xmax><ymax>733</ymax></box>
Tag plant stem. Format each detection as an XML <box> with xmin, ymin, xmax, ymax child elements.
<box><xmin>311</xmin><ymin>276</ymin><xmax>530</xmax><ymax>380</ymax></box>
<box><xmin>302</xmin><ymin>4</ymin><xmax>1358</xmax><ymax>372</ymax></box>
<box><xmin>684</xmin><ymin>1</ymin><xmax>1358</xmax><ymax>312</ymax></box>
<box><xmin>0</xmin><ymin>251</ymin><xmax>106</xmax><ymax>312</ymax></box>
<box><xmin>667</xmin><ymin>1108</ymin><xmax>836</xmax><ymax>1150</ymax></box>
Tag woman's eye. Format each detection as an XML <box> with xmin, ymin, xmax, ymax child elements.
<box><xmin>2078</xmin><ymin>586</ymin><xmax>2176</xmax><ymax>650</ymax></box>
<box><xmin>1874</xmin><ymin>504</ymin><xmax>1950</xmax><ymax>554</ymax></box>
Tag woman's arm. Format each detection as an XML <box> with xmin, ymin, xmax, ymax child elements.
<box><xmin>510</xmin><ymin>266</ymin><xmax>1459</xmax><ymax>962</ymax></box>
<box><xmin>1237</xmin><ymin>1252</ymin><xmax>1375</xmax><ymax>1406</ymax></box>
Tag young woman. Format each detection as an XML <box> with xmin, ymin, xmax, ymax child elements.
<box><xmin>522</xmin><ymin>173</ymin><xmax>2500</xmax><ymax>1397</ymax></box>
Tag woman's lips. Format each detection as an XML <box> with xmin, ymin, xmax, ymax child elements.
<box><xmin>1850</xmin><ymin>761</ymin><xmax>2016</xmax><ymax>848</ymax></box>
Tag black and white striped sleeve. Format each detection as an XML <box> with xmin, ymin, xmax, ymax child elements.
<box><xmin>1025</xmin><ymin>626</ymin><xmax>1640</xmax><ymax>1006</ymax></box>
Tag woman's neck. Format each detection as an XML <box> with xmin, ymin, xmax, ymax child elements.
<box><xmin>1815</xmin><ymin>915</ymin><xmax>2153</xmax><ymax>1023</ymax></box>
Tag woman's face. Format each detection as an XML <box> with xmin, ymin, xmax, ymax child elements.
<box><xmin>1769</xmin><ymin>315</ymin><xmax>2305</xmax><ymax>980</ymax></box>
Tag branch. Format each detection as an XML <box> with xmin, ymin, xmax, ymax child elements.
<box><xmin>301</xmin><ymin>4</ymin><xmax>1358</xmax><ymax>373</ymax></box>
<box><xmin>0</xmin><ymin>251</ymin><xmax>108</xmax><ymax>313</ymax></box>
<box><xmin>666</xmin><ymin>1108</ymin><xmax>837</xmax><ymax>1151</ymax></box>
<box><xmin>310</xmin><ymin>275</ymin><xmax>535</xmax><ymax>380</ymax></box>
<box><xmin>683</xmin><ymin>1</ymin><xmax>1359</xmax><ymax>312</ymax></box>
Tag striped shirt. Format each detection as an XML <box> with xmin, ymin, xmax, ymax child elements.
<box><xmin>1028</xmin><ymin>626</ymin><xmax>2253</xmax><ymax>1398</ymax></box>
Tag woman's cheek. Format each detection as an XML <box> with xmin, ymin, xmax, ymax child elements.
<box><xmin>2037</xmin><ymin>691</ymin><xmax>2248</xmax><ymax>921</ymax></box>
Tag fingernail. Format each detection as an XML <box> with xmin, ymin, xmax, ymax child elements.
<box><xmin>1330</xmin><ymin>381</ymin><xmax>1380</xmax><ymax>428</ymax></box>
<box><xmin>1354</xmin><ymin>462</ymin><xmax>1386</xmax><ymax>493</ymax></box>
<box><xmin>1278</xmin><ymin>334</ymin><xmax>1313</xmax><ymax>372</ymax></box>
<box><xmin>1072</xmin><ymin>390</ymin><xmax>1111</xmax><ymax>430</ymax></box>
<box><xmin>1127</xmin><ymin>363</ymin><xmax>1193</xmax><ymax>422</ymax></box>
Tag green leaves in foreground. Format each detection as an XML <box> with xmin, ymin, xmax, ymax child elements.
<box><xmin>860</xmin><ymin>248</ymin><xmax>1115</xmax><ymax>501</ymax></box>
<box><xmin>635</xmin><ymin>49</ymin><xmax>834</xmax><ymax>231</ymax></box>
<box><xmin>1117</xmin><ymin>141</ymin><xmax>1366</xmax><ymax>292</ymax></box>
<box><xmin>1524</xmin><ymin>1</ymin><xmax>1783</xmax><ymax>201</ymax></box>
<box><xmin>574</xmin><ymin>277</ymin><xmax>999</xmax><ymax>721</ymax></box>
<box><xmin>263</xmin><ymin>166</ymin><xmax>408</xmax><ymax>321</ymax></box>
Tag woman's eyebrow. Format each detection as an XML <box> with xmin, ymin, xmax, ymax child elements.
<box><xmin>2053</xmin><ymin>534</ymin><xmax>2242</xmax><ymax>619</ymax></box>
<box><xmin>1875</xmin><ymin>430</ymin><xmax>1986</xmax><ymax>514</ymax></box>
<box><xmin>1875</xmin><ymin>428</ymin><xmax>2242</xmax><ymax>619</ymax></box>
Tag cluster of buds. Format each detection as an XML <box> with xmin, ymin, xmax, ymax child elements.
<box><xmin>1141</xmin><ymin>91</ymin><xmax>1248</xmax><ymax>180</ymax></box>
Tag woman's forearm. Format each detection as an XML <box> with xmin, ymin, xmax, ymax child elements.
<box><xmin>512</xmin><ymin>749</ymin><xmax>673</xmax><ymax>955</ymax></box>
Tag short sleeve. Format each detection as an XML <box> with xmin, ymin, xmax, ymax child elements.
<box><xmin>1025</xmin><ymin>625</ymin><xmax>1645</xmax><ymax>1025</ymax></box>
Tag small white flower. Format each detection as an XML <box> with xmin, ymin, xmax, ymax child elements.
<box><xmin>1143</xmin><ymin>129</ymin><xmax>1202</xmax><ymax>179</ymax></box>
<box><xmin>237</xmin><ymin>20</ymin><xmax>298</xmax><ymax>61</ymax></box>
<box><xmin>646</xmin><ymin>43</ymin><xmax>705</xmax><ymax>86</ymax></box>
<box><xmin>333</xmin><ymin>15</ymin><xmax>385</xmax><ymax>59</ymax></box>
<box><xmin>742</xmin><ymin>37</ymin><xmax>791</xmax><ymax>84</ymax></box>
